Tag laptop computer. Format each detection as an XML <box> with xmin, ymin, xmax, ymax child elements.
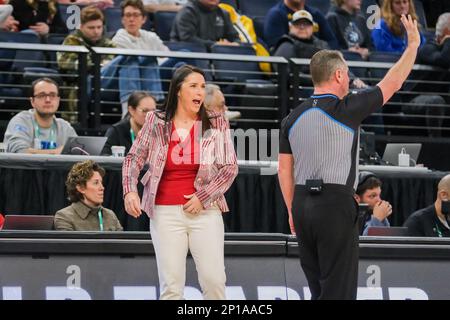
<box><xmin>366</xmin><ymin>226</ymin><xmax>409</xmax><ymax>237</ymax></box>
<box><xmin>61</xmin><ymin>136</ymin><xmax>107</xmax><ymax>156</ymax></box>
<box><xmin>2</xmin><ymin>215</ymin><xmax>54</xmax><ymax>230</ymax></box>
<box><xmin>382</xmin><ymin>143</ymin><xmax>422</xmax><ymax>166</ymax></box>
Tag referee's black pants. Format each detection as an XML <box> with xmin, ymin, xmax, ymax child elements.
<box><xmin>292</xmin><ymin>184</ymin><xmax>359</xmax><ymax>300</ymax></box>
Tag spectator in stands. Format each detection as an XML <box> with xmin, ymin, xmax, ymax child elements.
<box><xmin>58</xmin><ymin>6</ymin><xmax>115</xmax><ymax>73</ymax></box>
<box><xmin>273</xmin><ymin>10</ymin><xmax>329</xmax><ymax>62</ymax></box>
<box><xmin>355</xmin><ymin>171</ymin><xmax>391</xmax><ymax>236</ymax></box>
<box><xmin>0</xmin><ymin>4</ymin><xmax>19</xmax><ymax>31</ymax></box>
<box><xmin>3</xmin><ymin>77</ymin><xmax>77</xmax><ymax>154</ymax></box>
<box><xmin>170</xmin><ymin>0</ymin><xmax>240</xmax><ymax>49</ymax></box>
<box><xmin>101</xmin><ymin>91</ymin><xmax>157</xmax><ymax>155</ymax></box>
<box><xmin>142</xmin><ymin>0</ymin><xmax>187</xmax><ymax>13</ymax></box>
<box><xmin>10</xmin><ymin>0</ymin><xmax>68</xmax><ymax>35</ymax></box>
<box><xmin>404</xmin><ymin>174</ymin><xmax>450</xmax><ymax>237</ymax></box>
<box><xmin>58</xmin><ymin>0</ymin><xmax>113</xmax><ymax>10</ymax></box>
<box><xmin>122</xmin><ymin>65</ymin><xmax>238</xmax><ymax>299</ymax></box>
<box><xmin>273</xmin><ymin>10</ymin><xmax>367</xmax><ymax>89</ymax></box>
<box><xmin>264</xmin><ymin>0</ymin><xmax>338</xmax><ymax>49</ymax></box>
<box><xmin>112</xmin><ymin>0</ymin><xmax>173</xmax><ymax>114</ymax></box>
<box><xmin>55</xmin><ymin>160</ymin><xmax>123</xmax><ymax>231</ymax></box>
<box><xmin>371</xmin><ymin>0</ymin><xmax>426</xmax><ymax>53</ymax></box>
<box><xmin>204</xmin><ymin>83</ymin><xmax>241</xmax><ymax>120</ymax></box>
<box><xmin>58</xmin><ymin>5</ymin><xmax>116</xmax><ymax>123</ymax></box>
<box><xmin>326</xmin><ymin>0</ymin><xmax>373</xmax><ymax>59</ymax></box>
<box><xmin>418</xmin><ymin>12</ymin><xmax>450</xmax><ymax>68</ymax></box>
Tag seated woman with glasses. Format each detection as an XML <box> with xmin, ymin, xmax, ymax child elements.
<box><xmin>101</xmin><ymin>91</ymin><xmax>157</xmax><ymax>156</ymax></box>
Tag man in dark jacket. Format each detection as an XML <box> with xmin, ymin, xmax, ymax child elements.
<box><xmin>170</xmin><ymin>0</ymin><xmax>239</xmax><ymax>49</ymax></box>
<box><xmin>418</xmin><ymin>12</ymin><xmax>450</xmax><ymax>68</ymax></box>
<box><xmin>404</xmin><ymin>174</ymin><xmax>450</xmax><ymax>237</ymax></box>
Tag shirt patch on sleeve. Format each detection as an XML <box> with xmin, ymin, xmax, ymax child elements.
<box><xmin>14</xmin><ymin>124</ymin><xmax>28</xmax><ymax>133</ymax></box>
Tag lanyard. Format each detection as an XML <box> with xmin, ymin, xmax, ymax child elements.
<box><xmin>130</xmin><ymin>128</ymin><xmax>136</xmax><ymax>144</ymax></box>
<box><xmin>98</xmin><ymin>208</ymin><xmax>104</xmax><ymax>231</ymax></box>
<box><xmin>33</xmin><ymin>119</ymin><xmax>57</xmax><ymax>145</ymax></box>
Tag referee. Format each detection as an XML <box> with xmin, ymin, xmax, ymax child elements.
<box><xmin>278</xmin><ymin>15</ymin><xmax>421</xmax><ymax>300</ymax></box>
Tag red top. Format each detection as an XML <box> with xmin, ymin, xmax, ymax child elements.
<box><xmin>155</xmin><ymin>121</ymin><xmax>200</xmax><ymax>205</ymax></box>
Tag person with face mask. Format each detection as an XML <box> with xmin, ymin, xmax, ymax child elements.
<box><xmin>403</xmin><ymin>174</ymin><xmax>450</xmax><ymax>237</ymax></box>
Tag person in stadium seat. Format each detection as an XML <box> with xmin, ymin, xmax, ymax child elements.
<box><xmin>326</xmin><ymin>0</ymin><xmax>373</xmax><ymax>59</ymax></box>
<box><xmin>55</xmin><ymin>160</ymin><xmax>123</xmax><ymax>231</ymax></box>
<box><xmin>371</xmin><ymin>0</ymin><xmax>426</xmax><ymax>53</ymax></box>
<box><xmin>354</xmin><ymin>171</ymin><xmax>391</xmax><ymax>236</ymax></box>
<box><xmin>112</xmin><ymin>0</ymin><xmax>179</xmax><ymax>115</ymax></box>
<box><xmin>3</xmin><ymin>77</ymin><xmax>77</xmax><ymax>154</ymax></box>
<box><xmin>404</xmin><ymin>174</ymin><xmax>450</xmax><ymax>237</ymax></box>
<box><xmin>101</xmin><ymin>91</ymin><xmax>157</xmax><ymax>155</ymax></box>
<box><xmin>57</xmin><ymin>5</ymin><xmax>116</xmax><ymax>123</ymax></box>
<box><xmin>10</xmin><ymin>0</ymin><xmax>68</xmax><ymax>35</ymax></box>
<box><xmin>0</xmin><ymin>4</ymin><xmax>19</xmax><ymax>31</ymax></box>
<box><xmin>264</xmin><ymin>0</ymin><xmax>338</xmax><ymax>49</ymax></box>
<box><xmin>204</xmin><ymin>83</ymin><xmax>241</xmax><ymax>120</ymax></box>
<box><xmin>418</xmin><ymin>12</ymin><xmax>450</xmax><ymax>68</ymax></box>
<box><xmin>170</xmin><ymin>0</ymin><xmax>240</xmax><ymax>49</ymax></box>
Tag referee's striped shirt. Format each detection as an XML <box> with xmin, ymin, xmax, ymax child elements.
<box><xmin>280</xmin><ymin>86</ymin><xmax>383</xmax><ymax>191</ymax></box>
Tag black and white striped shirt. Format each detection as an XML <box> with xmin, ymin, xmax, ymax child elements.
<box><xmin>280</xmin><ymin>87</ymin><xmax>383</xmax><ymax>190</ymax></box>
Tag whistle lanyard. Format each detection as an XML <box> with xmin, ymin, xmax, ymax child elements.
<box><xmin>98</xmin><ymin>208</ymin><xmax>104</xmax><ymax>231</ymax></box>
<box><xmin>33</xmin><ymin>119</ymin><xmax>57</xmax><ymax>146</ymax></box>
<box><xmin>130</xmin><ymin>128</ymin><xmax>136</xmax><ymax>144</ymax></box>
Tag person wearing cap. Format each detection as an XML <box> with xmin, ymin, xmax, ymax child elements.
<box><xmin>354</xmin><ymin>171</ymin><xmax>391</xmax><ymax>236</ymax></box>
<box><xmin>273</xmin><ymin>9</ymin><xmax>368</xmax><ymax>90</ymax></box>
<box><xmin>264</xmin><ymin>0</ymin><xmax>338</xmax><ymax>49</ymax></box>
<box><xmin>273</xmin><ymin>10</ymin><xmax>329</xmax><ymax>64</ymax></box>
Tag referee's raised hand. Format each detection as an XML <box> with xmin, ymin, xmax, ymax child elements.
<box><xmin>401</xmin><ymin>14</ymin><xmax>420</xmax><ymax>50</ymax></box>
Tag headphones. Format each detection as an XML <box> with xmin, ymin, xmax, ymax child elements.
<box><xmin>358</xmin><ymin>171</ymin><xmax>376</xmax><ymax>188</ymax></box>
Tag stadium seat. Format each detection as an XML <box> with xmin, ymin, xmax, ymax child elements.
<box><xmin>153</xmin><ymin>11</ymin><xmax>177</xmax><ymax>41</ymax></box>
<box><xmin>342</xmin><ymin>50</ymin><xmax>367</xmax><ymax>79</ymax></box>
<box><xmin>308</xmin><ymin>0</ymin><xmax>331</xmax><ymax>16</ymax></box>
<box><xmin>210</xmin><ymin>44</ymin><xmax>277</xmax><ymax>121</ymax></box>
<box><xmin>104</xmin><ymin>7</ymin><xmax>122</xmax><ymax>37</ymax></box>
<box><xmin>238</xmin><ymin>0</ymin><xmax>278</xmax><ymax>18</ymax></box>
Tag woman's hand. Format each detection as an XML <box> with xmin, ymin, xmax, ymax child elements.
<box><xmin>183</xmin><ymin>194</ymin><xmax>204</xmax><ymax>214</ymax></box>
<box><xmin>124</xmin><ymin>192</ymin><xmax>142</xmax><ymax>218</ymax></box>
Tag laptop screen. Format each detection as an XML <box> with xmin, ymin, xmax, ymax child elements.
<box><xmin>382</xmin><ymin>143</ymin><xmax>422</xmax><ymax>166</ymax></box>
<box><xmin>61</xmin><ymin>136</ymin><xmax>107</xmax><ymax>156</ymax></box>
<box><xmin>2</xmin><ymin>215</ymin><xmax>54</xmax><ymax>230</ymax></box>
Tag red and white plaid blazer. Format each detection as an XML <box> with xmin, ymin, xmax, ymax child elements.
<box><xmin>122</xmin><ymin>110</ymin><xmax>238</xmax><ymax>218</ymax></box>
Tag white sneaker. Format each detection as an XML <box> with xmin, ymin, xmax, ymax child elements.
<box><xmin>224</xmin><ymin>110</ymin><xmax>241</xmax><ymax>120</ymax></box>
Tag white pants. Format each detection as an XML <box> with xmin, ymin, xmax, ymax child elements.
<box><xmin>151</xmin><ymin>205</ymin><xmax>226</xmax><ymax>300</ymax></box>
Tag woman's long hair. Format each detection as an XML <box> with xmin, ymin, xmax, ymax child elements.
<box><xmin>27</xmin><ymin>0</ymin><xmax>57</xmax><ymax>20</ymax></box>
<box><xmin>162</xmin><ymin>65</ymin><xmax>212</xmax><ymax>134</ymax></box>
<box><xmin>382</xmin><ymin>0</ymin><xmax>419</xmax><ymax>36</ymax></box>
